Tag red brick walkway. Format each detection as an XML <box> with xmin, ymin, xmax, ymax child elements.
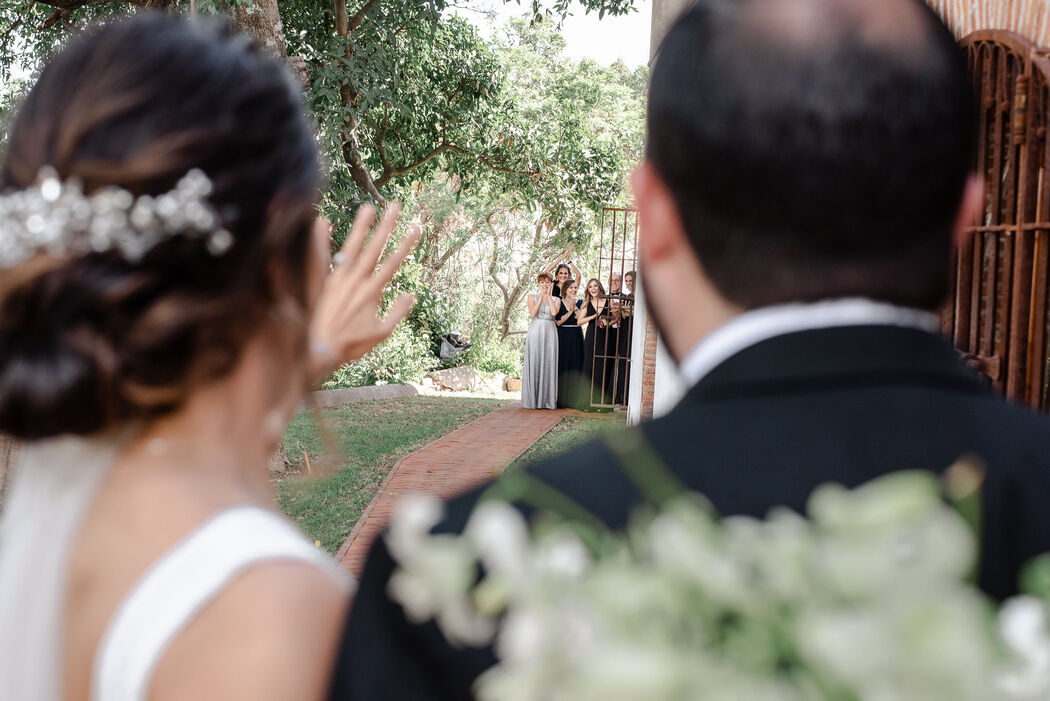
<box><xmin>336</xmin><ymin>403</ymin><xmax>569</xmax><ymax>577</ymax></box>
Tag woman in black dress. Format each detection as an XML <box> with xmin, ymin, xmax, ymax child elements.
<box><xmin>554</xmin><ymin>279</ymin><xmax>586</xmax><ymax>409</ymax></box>
<box><xmin>548</xmin><ymin>259</ymin><xmax>582</xmax><ymax>299</ymax></box>
<box><xmin>615</xmin><ymin>270</ymin><xmax>636</xmax><ymax>405</ymax></box>
<box><xmin>578</xmin><ymin>277</ymin><xmax>613</xmax><ymax>409</ymax></box>
<box><xmin>552</xmin><ymin>264</ymin><xmax>570</xmax><ymax>299</ymax></box>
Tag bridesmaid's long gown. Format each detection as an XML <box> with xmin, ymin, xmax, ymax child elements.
<box><xmin>521</xmin><ymin>297</ymin><xmax>559</xmax><ymax>409</ymax></box>
<box><xmin>555</xmin><ymin>299</ymin><xmax>586</xmax><ymax>409</ymax></box>
<box><xmin>582</xmin><ymin>300</ymin><xmax>614</xmax><ymax>408</ymax></box>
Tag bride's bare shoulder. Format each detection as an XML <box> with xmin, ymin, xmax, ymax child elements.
<box><xmin>149</xmin><ymin>560</ymin><xmax>348</xmax><ymax>701</ymax></box>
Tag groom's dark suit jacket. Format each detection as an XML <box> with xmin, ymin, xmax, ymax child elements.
<box><xmin>329</xmin><ymin>325</ymin><xmax>1050</xmax><ymax>701</ymax></box>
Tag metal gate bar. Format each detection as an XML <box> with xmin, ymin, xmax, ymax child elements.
<box><xmin>946</xmin><ymin>30</ymin><xmax>1050</xmax><ymax>409</ymax></box>
<box><xmin>588</xmin><ymin>207</ymin><xmax>639</xmax><ymax>410</ymax></box>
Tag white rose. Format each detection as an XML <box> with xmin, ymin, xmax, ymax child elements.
<box><xmin>995</xmin><ymin>596</ymin><xmax>1050</xmax><ymax>699</ymax></box>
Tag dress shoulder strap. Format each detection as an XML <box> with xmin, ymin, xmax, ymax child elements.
<box><xmin>92</xmin><ymin>507</ymin><xmax>336</xmax><ymax>701</ymax></box>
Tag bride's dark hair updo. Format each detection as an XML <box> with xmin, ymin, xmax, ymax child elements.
<box><xmin>0</xmin><ymin>14</ymin><xmax>321</xmax><ymax>440</ymax></box>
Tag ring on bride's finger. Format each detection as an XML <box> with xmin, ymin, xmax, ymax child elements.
<box><xmin>333</xmin><ymin>252</ymin><xmax>347</xmax><ymax>266</ymax></box>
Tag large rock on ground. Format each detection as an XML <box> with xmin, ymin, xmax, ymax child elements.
<box><xmin>428</xmin><ymin>366</ymin><xmax>485</xmax><ymax>391</ymax></box>
<box><xmin>505</xmin><ymin>378</ymin><xmax>522</xmax><ymax>392</ymax></box>
<box><xmin>484</xmin><ymin>372</ymin><xmax>506</xmax><ymax>393</ymax></box>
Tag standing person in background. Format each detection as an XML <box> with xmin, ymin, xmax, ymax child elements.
<box><xmin>616</xmin><ymin>270</ymin><xmax>636</xmax><ymax>405</ymax></box>
<box><xmin>555</xmin><ymin>279</ymin><xmax>586</xmax><ymax>409</ymax></box>
<box><xmin>552</xmin><ymin>264</ymin><xmax>570</xmax><ymax>298</ymax></box>
<box><xmin>578</xmin><ymin>278</ymin><xmax>612</xmax><ymax>409</ymax></box>
<box><xmin>521</xmin><ymin>273</ymin><xmax>561</xmax><ymax>410</ymax></box>
<box><xmin>608</xmin><ymin>272</ymin><xmax>625</xmax><ymax>327</ymax></box>
<box><xmin>547</xmin><ymin>257</ymin><xmax>582</xmax><ymax>298</ymax></box>
<box><xmin>607</xmin><ymin>272</ymin><xmax>627</xmax><ymax>405</ymax></box>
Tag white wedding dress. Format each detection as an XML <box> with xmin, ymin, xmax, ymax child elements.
<box><xmin>0</xmin><ymin>435</ymin><xmax>342</xmax><ymax>701</ymax></box>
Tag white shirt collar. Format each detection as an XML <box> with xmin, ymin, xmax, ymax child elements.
<box><xmin>678</xmin><ymin>298</ymin><xmax>941</xmax><ymax>386</ymax></box>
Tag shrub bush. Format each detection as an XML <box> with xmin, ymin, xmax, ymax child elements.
<box><xmin>407</xmin><ymin>286</ymin><xmax>455</xmax><ymax>357</ymax></box>
<box><xmin>324</xmin><ymin>325</ymin><xmax>438</xmax><ymax>389</ymax></box>
<box><xmin>457</xmin><ymin>333</ymin><xmax>523</xmax><ymax>377</ymax></box>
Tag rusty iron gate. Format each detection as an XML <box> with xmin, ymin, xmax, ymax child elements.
<box><xmin>585</xmin><ymin>207</ymin><xmax>639</xmax><ymax>410</ymax></box>
<box><xmin>943</xmin><ymin>30</ymin><xmax>1050</xmax><ymax>410</ymax></box>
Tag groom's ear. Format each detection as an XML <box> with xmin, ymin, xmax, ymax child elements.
<box><xmin>632</xmin><ymin>160</ymin><xmax>688</xmax><ymax>266</ymax></box>
<box><xmin>952</xmin><ymin>175</ymin><xmax>984</xmax><ymax>253</ymax></box>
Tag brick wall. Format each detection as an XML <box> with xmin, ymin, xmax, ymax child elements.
<box><xmin>926</xmin><ymin>0</ymin><xmax>1050</xmax><ymax>46</ymax></box>
<box><xmin>640</xmin><ymin>312</ymin><xmax>659</xmax><ymax>421</ymax></box>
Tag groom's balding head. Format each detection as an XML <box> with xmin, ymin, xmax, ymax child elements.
<box><xmin>645</xmin><ymin>0</ymin><xmax>976</xmax><ymax>310</ymax></box>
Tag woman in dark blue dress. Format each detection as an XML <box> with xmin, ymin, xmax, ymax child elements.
<box><xmin>554</xmin><ymin>279</ymin><xmax>586</xmax><ymax>409</ymax></box>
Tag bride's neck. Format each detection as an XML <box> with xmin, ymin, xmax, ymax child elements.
<box><xmin>125</xmin><ymin>332</ymin><xmax>302</xmax><ymax>504</ymax></box>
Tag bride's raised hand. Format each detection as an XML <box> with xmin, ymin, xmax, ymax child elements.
<box><xmin>309</xmin><ymin>204</ymin><xmax>420</xmax><ymax>383</ymax></box>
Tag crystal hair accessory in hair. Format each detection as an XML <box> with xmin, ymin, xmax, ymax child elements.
<box><xmin>0</xmin><ymin>167</ymin><xmax>234</xmax><ymax>269</ymax></box>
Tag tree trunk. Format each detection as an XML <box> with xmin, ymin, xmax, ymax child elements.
<box><xmin>227</xmin><ymin>0</ymin><xmax>309</xmax><ymax>87</ymax></box>
<box><xmin>500</xmin><ymin>281</ymin><xmax>527</xmax><ymax>340</ymax></box>
<box><xmin>331</xmin><ymin>0</ymin><xmax>387</xmax><ymax>204</ymax></box>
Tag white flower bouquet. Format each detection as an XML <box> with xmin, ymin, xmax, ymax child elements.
<box><xmin>386</xmin><ymin>463</ymin><xmax>1050</xmax><ymax>701</ymax></box>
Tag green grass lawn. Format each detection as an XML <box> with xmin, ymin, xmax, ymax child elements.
<box><xmin>276</xmin><ymin>396</ymin><xmax>508</xmax><ymax>553</ymax></box>
<box><xmin>506</xmin><ymin>413</ymin><xmax>625</xmax><ymax>472</ymax></box>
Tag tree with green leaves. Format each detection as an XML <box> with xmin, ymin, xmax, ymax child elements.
<box><xmin>400</xmin><ymin>17</ymin><xmax>646</xmax><ymax>344</ymax></box>
<box><xmin>0</xmin><ymin>0</ymin><xmax>638</xmax><ymax>213</ymax></box>
<box><xmin>0</xmin><ymin>0</ymin><xmax>645</xmax><ymax>388</ymax></box>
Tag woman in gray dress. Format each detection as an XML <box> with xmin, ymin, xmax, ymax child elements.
<box><xmin>521</xmin><ymin>272</ymin><xmax>561</xmax><ymax>409</ymax></box>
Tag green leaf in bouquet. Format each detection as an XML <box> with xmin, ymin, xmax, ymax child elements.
<box><xmin>943</xmin><ymin>455</ymin><xmax>986</xmax><ymax>550</ymax></box>
<box><xmin>1020</xmin><ymin>554</ymin><xmax>1050</xmax><ymax>602</ymax></box>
